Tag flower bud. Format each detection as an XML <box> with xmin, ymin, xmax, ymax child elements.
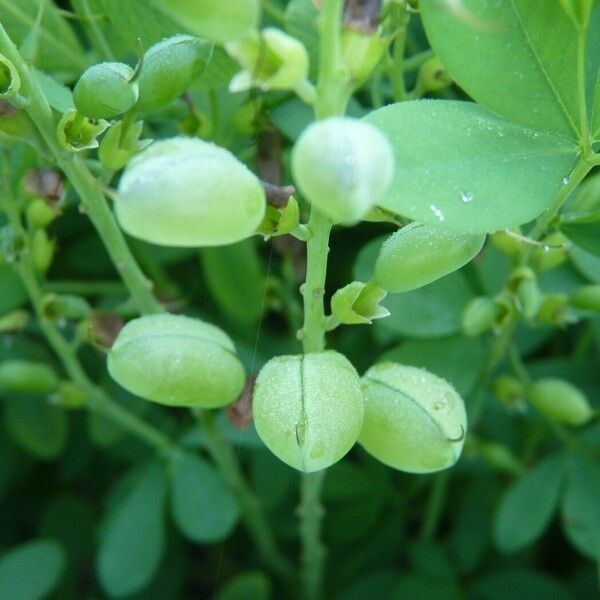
<box><xmin>292</xmin><ymin>117</ymin><xmax>394</xmax><ymax>223</ymax></box>
<box><xmin>569</xmin><ymin>285</ymin><xmax>600</xmax><ymax>312</ymax></box>
<box><xmin>31</xmin><ymin>228</ymin><xmax>55</xmax><ymax>274</ymax></box>
<box><xmin>528</xmin><ymin>378</ymin><xmax>593</xmax><ymax>426</ymax></box>
<box><xmin>74</xmin><ymin>62</ymin><xmax>139</xmax><ymax>119</ymax></box>
<box><xmin>359</xmin><ymin>363</ymin><xmax>467</xmax><ymax>473</ymax></box>
<box><xmin>149</xmin><ymin>0</ymin><xmax>260</xmax><ymax>43</ymax></box>
<box><xmin>330</xmin><ymin>280</ymin><xmax>389</xmax><ymax>325</ymax></box>
<box><xmin>252</xmin><ymin>352</ymin><xmax>364</xmax><ymax>472</ymax></box>
<box><xmin>375</xmin><ymin>222</ymin><xmax>485</xmax><ymax>293</ymax></box>
<box><xmin>0</xmin><ymin>54</ymin><xmax>21</xmax><ymax>100</ymax></box>
<box><xmin>341</xmin><ymin>28</ymin><xmax>388</xmax><ymax>88</ymax></box>
<box><xmin>462</xmin><ymin>296</ymin><xmax>496</xmax><ymax>337</ymax></box>
<box><xmin>98</xmin><ymin>121</ymin><xmax>151</xmax><ymax>172</ymax></box>
<box><xmin>417</xmin><ymin>56</ymin><xmax>453</xmax><ymax>92</ymax></box>
<box><xmin>108</xmin><ymin>314</ymin><xmax>246</xmax><ymax>408</ymax></box>
<box><xmin>56</xmin><ymin>109</ymin><xmax>109</xmax><ymax>152</ymax></box>
<box><xmin>0</xmin><ymin>360</ymin><xmax>59</xmax><ymax>395</ymax></box>
<box><xmin>115</xmin><ymin>137</ymin><xmax>266</xmax><ymax>247</ymax></box>
<box><xmin>136</xmin><ymin>35</ymin><xmax>211</xmax><ymax>114</ymax></box>
<box><xmin>257</xmin><ymin>196</ymin><xmax>300</xmax><ymax>240</ymax></box>
<box><xmin>227</xmin><ymin>28</ymin><xmax>309</xmax><ymax>93</ymax></box>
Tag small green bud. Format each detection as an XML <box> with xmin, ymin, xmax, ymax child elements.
<box><xmin>98</xmin><ymin>120</ymin><xmax>151</xmax><ymax>172</ymax></box>
<box><xmin>0</xmin><ymin>360</ymin><xmax>59</xmax><ymax>395</ymax></box>
<box><xmin>569</xmin><ymin>285</ymin><xmax>600</xmax><ymax>311</ymax></box>
<box><xmin>0</xmin><ymin>53</ymin><xmax>21</xmax><ymax>99</ymax></box>
<box><xmin>149</xmin><ymin>0</ymin><xmax>260</xmax><ymax>43</ymax></box>
<box><xmin>417</xmin><ymin>56</ymin><xmax>453</xmax><ymax>92</ymax></box>
<box><xmin>531</xmin><ymin>231</ymin><xmax>568</xmax><ymax>272</ymax></box>
<box><xmin>493</xmin><ymin>292</ymin><xmax>518</xmax><ymax>332</ymax></box>
<box><xmin>108</xmin><ymin>314</ymin><xmax>246</xmax><ymax>408</ymax></box>
<box><xmin>292</xmin><ymin>117</ymin><xmax>394</xmax><ymax>223</ymax></box>
<box><xmin>0</xmin><ymin>309</ymin><xmax>29</xmax><ymax>333</ymax></box>
<box><xmin>56</xmin><ymin>109</ymin><xmax>109</xmax><ymax>153</ymax></box>
<box><xmin>136</xmin><ymin>35</ymin><xmax>212</xmax><ymax>114</ymax></box>
<box><xmin>468</xmin><ymin>436</ymin><xmax>522</xmax><ymax>475</ymax></box>
<box><xmin>341</xmin><ymin>28</ymin><xmax>388</xmax><ymax>88</ymax></box>
<box><xmin>26</xmin><ymin>198</ymin><xmax>57</xmax><ymax>229</ymax></box>
<box><xmin>253</xmin><ymin>352</ymin><xmax>364</xmax><ymax>472</ymax></box>
<box><xmin>31</xmin><ymin>228</ymin><xmax>55</xmax><ymax>273</ymax></box>
<box><xmin>375</xmin><ymin>222</ymin><xmax>485</xmax><ymax>293</ymax></box>
<box><xmin>490</xmin><ymin>230</ymin><xmax>522</xmax><ymax>260</ymax></box>
<box><xmin>510</xmin><ymin>266</ymin><xmax>542</xmax><ymax>320</ymax></box>
<box><xmin>528</xmin><ymin>378</ymin><xmax>593</xmax><ymax>426</ymax></box>
<box><xmin>492</xmin><ymin>375</ymin><xmax>526</xmax><ymax>410</ymax></box>
<box><xmin>115</xmin><ymin>137</ymin><xmax>266</xmax><ymax>247</ymax></box>
<box><xmin>41</xmin><ymin>294</ymin><xmax>91</xmax><ymax>321</ymax></box>
<box><xmin>330</xmin><ymin>280</ymin><xmax>389</xmax><ymax>325</ymax></box>
<box><xmin>227</xmin><ymin>28</ymin><xmax>310</xmax><ymax>93</ymax></box>
<box><xmin>359</xmin><ymin>363</ymin><xmax>467</xmax><ymax>473</ymax></box>
<box><xmin>462</xmin><ymin>296</ymin><xmax>496</xmax><ymax>337</ymax></box>
<box><xmin>52</xmin><ymin>381</ymin><xmax>86</xmax><ymax>409</ymax></box>
<box><xmin>257</xmin><ymin>196</ymin><xmax>300</xmax><ymax>240</ymax></box>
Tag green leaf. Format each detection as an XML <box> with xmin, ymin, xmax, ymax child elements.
<box><xmin>0</xmin><ymin>265</ymin><xmax>27</xmax><ymax>313</ymax></box>
<box><xmin>98</xmin><ymin>462</ymin><xmax>167</xmax><ymax>598</ymax></box>
<box><xmin>170</xmin><ymin>453</ymin><xmax>239</xmax><ymax>543</ymax></box>
<box><xmin>560</xmin><ymin>211</ymin><xmax>600</xmax><ymax>256</ymax></box>
<box><xmin>570</xmin><ymin>246</ymin><xmax>600</xmax><ymax>282</ymax></box>
<box><xmin>421</xmin><ymin>0</ymin><xmax>600</xmax><ymax>140</ymax></box>
<box><xmin>0</xmin><ymin>539</ymin><xmax>65</xmax><ymax>600</ymax></box>
<box><xmin>285</xmin><ymin>0</ymin><xmax>319</xmax><ymax>79</ymax></box>
<box><xmin>494</xmin><ymin>453</ymin><xmax>567</xmax><ymax>552</ymax></box>
<box><xmin>472</xmin><ymin>569</ymin><xmax>572</xmax><ymax>600</ymax></box>
<box><xmin>364</xmin><ymin>100</ymin><xmax>578</xmax><ymax>233</ymax></box>
<box><xmin>4</xmin><ymin>396</ymin><xmax>68</xmax><ymax>460</ymax></box>
<box><xmin>215</xmin><ymin>572</ymin><xmax>271</xmax><ymax>600</ymax></box>
<box><xmin>561</xmin><ymin>454</ymin><xmax>600</xmax><ymax>559</ymax></box>
<box><xmin>34</xmin><ymin>69</ymin><xmax>74</xmax><ymax>112</ymax></box>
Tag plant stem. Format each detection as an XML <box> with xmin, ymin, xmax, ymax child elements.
<box><xmin>420</xmin><ymin>470</ymin><xmax>450</xmax><ymax>540</ymax></box>
<box><xmin>261</xmin><ymin>0</ymin><xmax>286</xmax><ymax>25</ymax></box>
<box><xmin>70</xmin><ymin>0</ymin><xmax>114</xmax><ymax>61</ymax></box>
<box><xmin>0</xmin><ymin>24</ymin><xmax>162</xmax><ymax>315</ymax></box>
<box><xmin>389</xmin><ymin>4</ymin><xmax>410</xmax><ymax>101</ymax></box>
<box><xmin>197</xmin><ymin>411</ymin><xmax>291</xmax><ymax>577</ymax></box>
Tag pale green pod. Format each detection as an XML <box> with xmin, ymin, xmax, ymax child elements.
<box><xmin>0</xmin><ymin>360</ymin><xmax>59</xmax><ymax>394</ymax></box>
<box><xmin>73</xmin><ymin>62</ymin><xmax>138</xmax><ymax>119</ymax></box>
<box><xmin>291</xmin><ymin>117</ymin><xmax>394</xmax><ymax>223</ymax></box>
<box><xmin>375</xmin><ymin>222</ymin><xmax>486</xmax><ymax>293</ymax></box>
<box><xmin>149</xmin><ymin>0</ymin><xmax>260</xmax><ymax>43</ymax></box>
<box><xmin>528</xmin><ymin>378</ymin><xmax>593</xmax><ymax>426</ymax></box>
<box><xmin>252</xmin><ymin>352</ymin><xmax>364</xmax><ymax>472</ymax></box>
<box><xmin>107</xmin><ymin>314</ymin><xmax>246</xmax><ymax>408</ymax></box>
<box><xmin>115</xmin><ymin>137</ymin><xmax>266</xmax><ymax>247</ymax></box>
<box><xmin>360</xmin><ymin>363</ymin><xmax>467</xmax><ymax>473</ymax></box>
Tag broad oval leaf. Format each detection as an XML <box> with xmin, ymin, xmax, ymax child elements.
<box><xmin>365</xmin><ymin>100</ymin><xmax>578</xmax><ymax>233</ymax></box>
<box><xmin>98</xmin><ymin>462</ymin><xmax>167</xmax><ymax>598</ymax></box>
<box><xmin>215</xmin><ymin>572</ymin><xmax>271</xmax><ymax>600</ymax></box>
<box><xmin>494</xmin><ymin>453</ymin><xmax>567</xmax><ymax>552</ymax></box>
<box><xmin>421</xmin><ymin>0</ymin><xmax>600</xmax><ymax>140</ymax></box>
<box><xmin>0</xmin><ymin>539</ymin><xmax>65</xmax><ymax>600</ymax></box>
<box><xmin>170</xmin><ymin>453</ymin><xmax>239</xmax><ymax>543</ymax></box>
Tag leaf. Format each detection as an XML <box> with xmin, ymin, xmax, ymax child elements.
<box><xmin>569</xmin><ymin>246</ymin><xmax>600</xmax><ymax>282</ymax></box>
<box><xmin>493</xmin><ymin>453</ymin><xmax>567</xmax><ymax>552</ymax></box>
<box><xmin>4</xmin><ymin>396</ymin><xmax>68</xmax><ymax>460</ymax></box>
<box><xmin>215</xmin><ymin>572</ymin><xmax>271</xmax><ymax>600</ymax></box>
<box><xmin>560</xmin><ymin>211</ymin><xmax>600</xmax><ymax>256</ymax></box>
<box><xmin>98</xmin><ymin>462</ymin><xmax>167</xmax><ymax>598</ymax></box>
<box><xmin>420</xmin><ymin>0</ymin><xmax>600</xmax><ymax>140</ymax></box>
<box><xmin>561</xmin><ymin>454</ymin><xmax>600</xmax><ymax>560</ymax></box>
<box><xmin>170</xmin><ymin>453</ymin><xmax>239</xmax><ymax>543</ymax></box>
<box><xmin>34</xmin><ymin>69</ymin><xmax>74</xmax><ymax>112</ymax></box>
<box><xmin>0</xmin><ymin>539</ymin><xmax>65</xmax><ymax>600</ymax></box>
<box><xmin>472</xmin><ymin>569</ymin><xmax>572</xmax><ymax>600</ymax></box>
<box><xmin>0</xmin><ymin>265</ymin><xmax>27</xmax><ymax>313</ymax></box>
<box><xmin>364</xmin><ymin>100</ymin><xmax>579</xmax><ymax>233</ymax></box>
<box><xmin>285</xmin><ymin>0</ymin><xmax>319</xmax><ymax>79</ymax></box>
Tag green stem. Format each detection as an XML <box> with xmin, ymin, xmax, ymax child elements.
<box><xmin>261</xmin><ymin>0</ymin><xmax>286</xmax><ymax>25</ymax></box>
<box><xmin>197</xmin><ymin>411</ymin><xmax>291</xmax><ymax>577</ymax></box>
<box><xmin>420</xmin><ymin>471</ymin><xmax>450</xmax><ymax>540</ymax></box>
<box><xmin>576</xmin><ymin>26</ymin><xmax>590</xmax><ymax>152</ymax></box>
<box><xmin>0</xmin><ymin>24</ymin><xmax>162</xmax><ymax>315</ymax></box>
<box><xmin>70</xmin><ymin>0</ymin><xmax>114</xmax><ymax>61</ymax></box>
<box><xmin>43</xmin><ymin>279</ymin><xmax>127</xmax><ymax>296</ymax></box>
<box><xmin>389</xmin><ymin>5</ymin><xmax>410</xmax><ymax>101</ymax></box>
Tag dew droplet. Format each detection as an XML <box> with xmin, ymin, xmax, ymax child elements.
<box><xmin>429</xmin><ymin>204</ymin><xmax>445</xmax><ymax>222</ymax></box>
<box><xmin>562</xmin><ymin>176</ymin><xmax>570</xmax><ymax>184</ymax></box>
<box><xmin>459</xmin><ymin>190</ymin><xmax>474</xmax><ymax>203</ymax></box>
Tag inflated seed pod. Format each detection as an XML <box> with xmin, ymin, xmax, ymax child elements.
<box><xmin>31</xmin><ymin>228</ymin><xmax>55</xmax><ymax>273</ymax></box>
<box><xmin>149</xmin><ymin>0</ymin><xmax>260</xmax><ymax>43</ymax></box>
<box><xmin>359</xmin><ymin>363</ymin><xmax>467</xmax><ymax>473</ymax></box>
<box><xmin>73</xmin><ymin>62</ymin><xmax>138</xmax><ymax>119</ymax></box>
<box><xmin>291</xmin><ymin>117</ymin><xmax>394</xmax><ymax>223</ymax></box>
<box><xmin>26</xmin><ymin>199</ymin><xmax>56</xmax><ymax>229</ymax></box>
<box><xmin>136</xmin><ymin>35</ymin><xmax>211</xmax><ymax>114</ymax></box>
<box><xmin>461</xmin><ymin>296</ymin><xmax>496</xmax><ymax>337</ymax></box>
<box><xmin>107</xmin><ymin>314</ymin><xmax>245</xmax><ymax>408</ymax></box>
<box><xmin>115</xmin><ymin>137</ymin><xmax>266</xmax><ymax>247</ymax></box>
<box><xmin>0</xmin><ymin>360</ymin><xmax>59</xmax><ymax>394</ymax></box>
<box><xmin>253</xmin><ymin>352</ymin><xmax>364</xmax><ymax>472</ymax></box>
<box><xmin>375</xmin><ymin>222</ymin><xmax>485</xmax><ymax>293</ymax></box>
<box><xmin>528</xmin><ymin>378</ymin><xmax>593</xmax><ymax>426</ymax></box>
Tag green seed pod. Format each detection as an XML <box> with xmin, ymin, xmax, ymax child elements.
<box><xmin>375</xmin><ymin>222</ymin><xmax>486</xmax><ymax>293</ymax></box>
<box><xmin>252</xmin><ymin>352</ymin><xmax>364</xmax><ymax>472</ymax></box>
<box><xmin>107</xmin><ymin>314</ymin><xmax>245</xmax><ymax>408</ymax></box>
<box><xmin>528</xmin><ymin>378</ymin><xmax>593</xmax><ymax>426</ymax></box>
<box><xmin>74</xmin><ymin>62</ymin><xmax>139</xmax><ymax>119</ymax></box>
<box><xmin>490</xmin><ymin>230</ymin><xmax>522</xmax><ymax>260</ymax></box>
<box><xmin>359</xmin><ymin>363</ymin><xmax>467</xmax><ymax>473</ymax></box>
<box><xmin>149</xmin><ymin>0</ymin><xmax>260</xmax><ymax>43</ymax></box>
<box><xmin>26</xmin><ymin>198</ymin><xmax>57</xmax><ymax>229</ymax></box>
<box><xmin>115</xmin><ymin>137</ymin><xmax>266</xmax><ymax>247</ymax></box>
<box><xmin>0</xmin><ymin>53</ymin><xmax>21</xmax><ymax>99</ymax></box>
<box><xmin>569</xmin><ymin>284</ymin><xmax>600</xmax><ymax>311</ymax></box>
<box><xmin>31</xmin><ymin>228</ymin><xmax>55</xmax><ymax>273</ymax></box>
<box><xmin>41</xmin><ymin>294</ymin><xmax>91</xmax><ymax>321</ymax></box>
<box><xmin>462</xmin><ymin>296</ymin><xmax>496</xmax><ymax>337</ymax></box>
<box><xmin>292</xmin><ymin>117</ymin><xmax>394</xmax><ymax>223</ymax></box>
<box><xmin>417</xmin><ymin>56</ymin><xmax>453</xmax><ymax>92</ymax></box>
<box><xmin>0</xmin><ymin>360</ymin><xmax>59</xmax><ymax>395</ymax></box>
<box><xmin>136</xmin><ymin>35</ymin><xmax>211</xmax><ymax>114</ymax></box>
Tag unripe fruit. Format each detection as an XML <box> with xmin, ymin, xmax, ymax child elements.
<box><xmin>31</xmin><ymin>228</ymin><xmax>55</xmax><ymax>273</ymax></box>
<box><xmin>253</xmin><ymin>352</ymin><xmax>364</xmax><ymax>472</ymax></box>
<box><xmin>359</xmin><ymin>363</ymin><xmax>467</xmax><ymax>473</ymax></box>
<box><xmin>375</xmin><ymin>222</ymin><xmax>485</xmax><ymax>293</ymax></box>
<box><xmin>0</xmin><ymin>360</ymin><xmax>59</xmax><ymax>394</ymax></box>
<box><xmin>462</xmin><ymin>296</ymin><xmax>496</xmax><ymax>337</ymax></box>
<box><xmin>528</xmin><ymin>378</ymin><xmax>593</xmax><ymax>426</ymax></box>
<box><xmin>292</xmin><ymin>117</ymin><xmax>394</xmax><ymax>223</ymax></box>
<box><xmin>136</xmin><ymin>35</ymin><xmax>211</xmax><ymax>114</ymax></box>
<box><xmin>149</xmin><ymin>0</ymin><xmax>260</xmax><ymax>43</ymax></box>
<box><xmin>115</xmin><ymin>137</ymin><xmax>266</xmax><ymax>247</ymax></box>
<box><xmin>73</xmin><ymin>62</ymin><xmax>138</xmax><ymax>119</ymax></box>
<box><xmin>417</xmin><ymin>56</ymin><xmax>452</xmax><ymax>92</ymax></box>
<box><xmin>107</xmin><ymin>314</ymin><xmax>246</xmax><ymax>408</ymax></box>
<box><xmin>26</xmin><ymin>199</ymin><xmax>56</xmax><ymax>229</ymax></box>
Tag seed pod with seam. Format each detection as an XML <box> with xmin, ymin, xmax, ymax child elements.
<box><xmin>528</xmin><ymin>378</ymin><xmax>593</xmax><ymax>426</ymax></box>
